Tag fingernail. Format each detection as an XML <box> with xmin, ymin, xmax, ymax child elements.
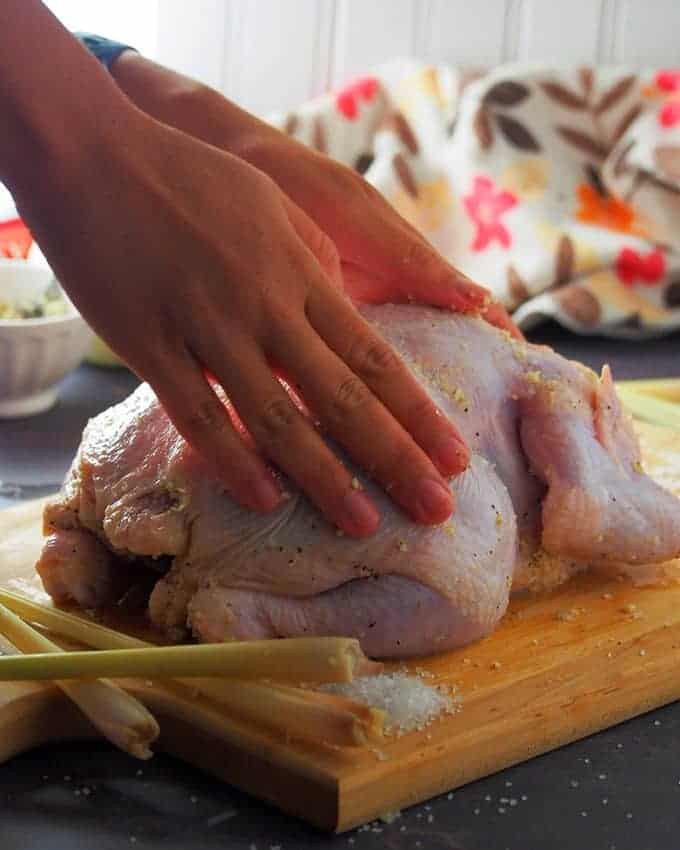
<box><xmin>251</xmin><ymin>477</ymin><xmax>281</xmax><ymax>512</ymax></box>
<box><xmin>341</xmin><ymin>490</ymin><xmax>380</xmax><ymax>537</ymax></box>
<box><xmin>415</xmin><ymin>478</ymin><xmax>453</xmax><ymax>523</ymax></box>
<box><xmin>432</xmin><ymin>436</ymin><xmax>470</xmax><ymax>475</ymax></box>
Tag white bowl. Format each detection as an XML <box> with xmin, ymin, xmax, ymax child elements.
<box><xmin>0</xmin><ymin>286</ymin><xmax>93</xmax><ymax>419</ymax></box>
<box><xmin>0</xmin><ymin>258</ymin><xmax>53</xmax><ymax>304</ymax></box>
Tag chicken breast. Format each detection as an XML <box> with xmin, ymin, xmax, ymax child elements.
<box><xmin>37</xmin><ymin>305</ymin><xmax>680</xmax><ymax>657</ymax></box>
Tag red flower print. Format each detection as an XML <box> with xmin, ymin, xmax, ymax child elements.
<box><xmin>463</xmin><ymin>176</ymin><xmax>517</xmax><ymax>251</ymax></box>
<box><xmin>655</xmin><ymin>70</ymin><xmax>680</xmax><ymax>92</ymax></box>
<box><xmin>615</xmin><ymin>247</ymin><xmax>666</xmax><ymax>287</ymax></box>
<box><xmin>335</xmin><ymin>76</ymin><xmax>379</xmax><ymax>120</ymax></box>
<box><xmin>658</xmin><ymin>99</ymin><xmax>680</xmax><ymax>128</ymax></box>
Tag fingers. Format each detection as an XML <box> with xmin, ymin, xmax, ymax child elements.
<box><xmin>482</xmin><ymin>300</ymin><xmax>524</xmax><ymax>339</ymax></box>
<box><xmin>144</xmin><ymin>350</ymin><xmax>282</xmax><ymax>514</ymax></box>
<box><xmin>199</xmin><ymin>338</ymin><xmax>381</xmax><ymax>538</ymax></box>
<box><xmin>344</xmin><ymin>248</ymin><xmax>524</xmax><ymax>340</ymax></box>
<box><xmin>297</xmin><ymin>291</ymin><xmax>469</xmax><ymax>520</ymax></box>
<box><xmin>327</xmin><ymin>177</ymin><xmax>489</xmax><ymax>311</ymax></box>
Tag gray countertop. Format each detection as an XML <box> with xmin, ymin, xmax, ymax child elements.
<box><xmin>1</xmin><ymin>321</ymin><xmax>679</xmax><ymax>850</ymax></box>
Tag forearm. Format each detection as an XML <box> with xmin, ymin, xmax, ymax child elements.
<box><xmin>110</xmin><ymin>52</ymin><xmax>284</xmax><ymax>163</ymax></box>
<box><xmin>0</xmin><ymin>1</ymin><xmax>136</xmax><ymax>204</ymax></box>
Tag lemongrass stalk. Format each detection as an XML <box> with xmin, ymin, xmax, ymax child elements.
<box><xmin>0</xmin><ymin>636</ymin><xmax>379</xmax><ymax>683</ymax></box>
<box><xmin>186</xmin><ymin>678</ymin><xmax>384</xmax><ymax>747</ymax></box>
<box><xmin>616</xmin><ymin>378</ymin><xmax>680</xmax><ymax>403</ymax></box>
<box><xmin>0</xmin><ymin>592</ymin><xmax>379</xmax><ymax>682</ymax></box>
<box><xmin>0</xmin><ymin>590</ymin><xmax>145</xmax><ymax>650</ymax></box>
<box><xmin>616</xmin><ymin>386</ymin><xmax>680</xmax><ymax>431</ymax></box>
<box><xmin>0</xmin><ymin>602</ymin><xmax>158</xmax><ymax>759</ymax></box>
<box><xmin>0</xmin><ymin>591</ymin><xmax>385</xmax><ymax>747</ymax></box>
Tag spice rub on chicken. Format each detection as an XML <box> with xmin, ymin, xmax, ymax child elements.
<box><xmin>37</xmin><ymin>304</ymin><xmax>680</xmax><ymax>658</ymax></box>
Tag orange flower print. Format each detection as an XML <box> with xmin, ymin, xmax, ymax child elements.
<box><xmin>575</xmin><ymin>183</ymin><xmax>640</xmax><ymax>234</ymax></box>
<box><xmin>463</xmin><ymin>176</ymin><xmax>517</xmax><ymax>251</ymax></box>
<box><xmin>615</xmin><ymin>247</ymin><xmax>666</xmax><ymax>287</ymax></box>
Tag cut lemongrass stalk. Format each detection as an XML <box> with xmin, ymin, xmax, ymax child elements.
<box><xmin>0</xmin><ymin>593</ymin><xmax>378</xmax><ymax>682</ymax></box>
<box><xmin>616</xmin><ymin>378</ymin><xmax>680</xmax><ymax>403</ymax></box>
<box><xmin>0</xmin><ymin>636</ymin><xmax>380</xmax><ymax>683</ymax></box>
<box><xmin>0</xmin><ymin>602</ymin><xmax>158</xmax><ymax>759</ymax></box>
<box><xmin>186</xmin><ymin>679</ymin><xmax>385</xmax><ymax>747</ymax></box>
<box><xmin>0</xmin><ymin>590</ymin><xmax>144</xmax><ymax>650</ymax></box>
<box><xmin>615</xmin><ymin>386</ymin><xmax>680</xmax><ymax>431</ymax></box>
<box><xmin>0</xmin><ymin>591</ymin><xmax>384</xmax><ymax>747</ymax></box>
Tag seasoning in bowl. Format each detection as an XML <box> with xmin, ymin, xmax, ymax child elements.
<box><xmin>0</xmin><ymin>283</ymin><xmax>69</xmax><ymax>319</ymax></box>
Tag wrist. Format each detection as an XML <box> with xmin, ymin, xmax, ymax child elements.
<box><xmin>110</xmin><ymin>52</ymin><xmax>283</xmax><ymax>165</ymax></box>
<box><xmin>6</xmin><ymin>83</ymin><xmax>147</xmax><ymax>226</ymax></box>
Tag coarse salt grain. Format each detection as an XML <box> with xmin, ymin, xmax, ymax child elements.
<box><xmin>321</xmin><ymin>672</ymin><xmax>459</xmax><ymax>733</ymax></box>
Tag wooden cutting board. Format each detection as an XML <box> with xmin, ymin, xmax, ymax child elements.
<box><xmin>1</xmin><ymin>422</ymin><xmax>679</xmax><ymax>833</ymax></box>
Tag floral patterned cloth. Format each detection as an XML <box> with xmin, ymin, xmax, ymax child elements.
<box><xmin>270</xmin><ymin>61</ymin><xmax>680</xmax><ymax>338</ymax></box>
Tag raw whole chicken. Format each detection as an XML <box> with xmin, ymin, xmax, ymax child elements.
<box><xmin>37</xmin><ymin>305</ymin><xmax>680</xmax><ymax>657</ymax></box>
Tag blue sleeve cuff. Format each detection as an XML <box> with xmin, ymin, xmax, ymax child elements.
<box><xmin>75</xmin><ymin>33</ymin><xmax>136</xmax><ymax>70</ymax></box>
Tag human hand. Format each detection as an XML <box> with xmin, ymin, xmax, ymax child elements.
<box><xmin>15</xmin><ymin>105</ymin><xmax>470</xmax><ymax>537</ymax></box>
<box><xmin>109</xmin><ymin>53</ymin><xmax>522</xmax><ymax>337</ymax></box>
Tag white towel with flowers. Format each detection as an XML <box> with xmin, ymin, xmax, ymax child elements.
<box><xmin>270</xmin><ymin>62</ymin><xmax>680</xmax><ymax>338</ymax></box>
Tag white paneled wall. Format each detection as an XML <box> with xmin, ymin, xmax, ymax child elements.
<box><xmin>153</xmin><ymin>0</ymin><xmax>680</xmax><ymax>115</ymax></box>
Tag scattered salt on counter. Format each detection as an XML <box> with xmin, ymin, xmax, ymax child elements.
<box><xmin>321</xmin><ymin>672</ymin><xmax>459</xmax><ymax>733</ymax></box>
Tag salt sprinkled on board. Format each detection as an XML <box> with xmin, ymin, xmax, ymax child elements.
<box><xmin>321</xmin><ymin>672</ymin><xmax>458</xmax><ymax>733</ymax></box>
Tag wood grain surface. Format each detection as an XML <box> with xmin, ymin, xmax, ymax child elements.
<box><xmin>0</xmin><ymin>422</ymin><xmax>678</xmax><ymax>832</ymax></box>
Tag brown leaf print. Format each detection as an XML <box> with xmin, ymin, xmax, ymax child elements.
<box><xmin>283</xmin><ymin>113</ymin><xmax>299</xmax><ymax>135</ymax></box>
<box><xmin>484</xmin><ymin>80</ymin><xmax>530</xmax><ymax>107</ymax></box>
<box><xmin>654</xmin><ymin>146</ymin><xmax>680</xmax><ymax>181</ymax></box>
<box><xmin>507</xmin><ymin>265</ymin><xmax>530</xmax><ymax>308</ymax></box>
<box><xmin>540</xmin><ymin>82</ymin><xmax>587</xmax><ymax>110</ymax></box>
<box><xmin>612</xmin><ymin>103</ymin><xmax>642</xmax><ymax>145</ymax></box>
<box><xmin>553</xmin><ymin>235</ymin><xmax>575</xmax><ymax>288</ymax></box>
<box><xmin>382</xmin><ymin>112</ymin><xmax>419</xmax><ymax>154</ymax></box>
<box><xmin>312</xmin><ymin>116</ymin><xmax>327</xmax><ymax>153</ymax></box>
<box><xmin>494</xmin><ymin>114</ymin><xmax>540</xmax><ymax>152</ymax></box>
<box><xmin>556</xmin><ymin>286</ymin><xmax>601</xmax><ymax>326</ymax></box>
<box><xmin>594</xmin><ymin>75</ymin><xmax>637</xmax><ymax>115</ymax></box>
<box><xmin>474</xmin><ymin>105</ymin><xmax>494</xmax><ymax>149</ymax></box>
<box><xmin>613</xmin><ymin>139</ymin><xmax>635</xmax><ymax>178</ymax></box>
<box><xmin>579</xmin><ymin>66</ymin><xmax>594</xmax><ymax>97</ymax></box>
<box><xmin>393</xmin><ymin>153</ymin><xmax>419</xmax><ymax>198</ymax></box>
<box><xmin>556</xmin><ymin>126</ymin><xmax>608</xmax><ymax>160</ymax></box>
<box><xmin>354</xmin><ymin>153</ymin><xmax>375</xmax><ymax>175</ymax></box>
<box><xmin>584</xmin><ymin>163</ymin><xmax>608</xmax><ymax>197</ymax></box>
<box><xmin>664</xmin><ymin>274</ymin><xmax>680</xmax><ymax>308</ymax></box>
